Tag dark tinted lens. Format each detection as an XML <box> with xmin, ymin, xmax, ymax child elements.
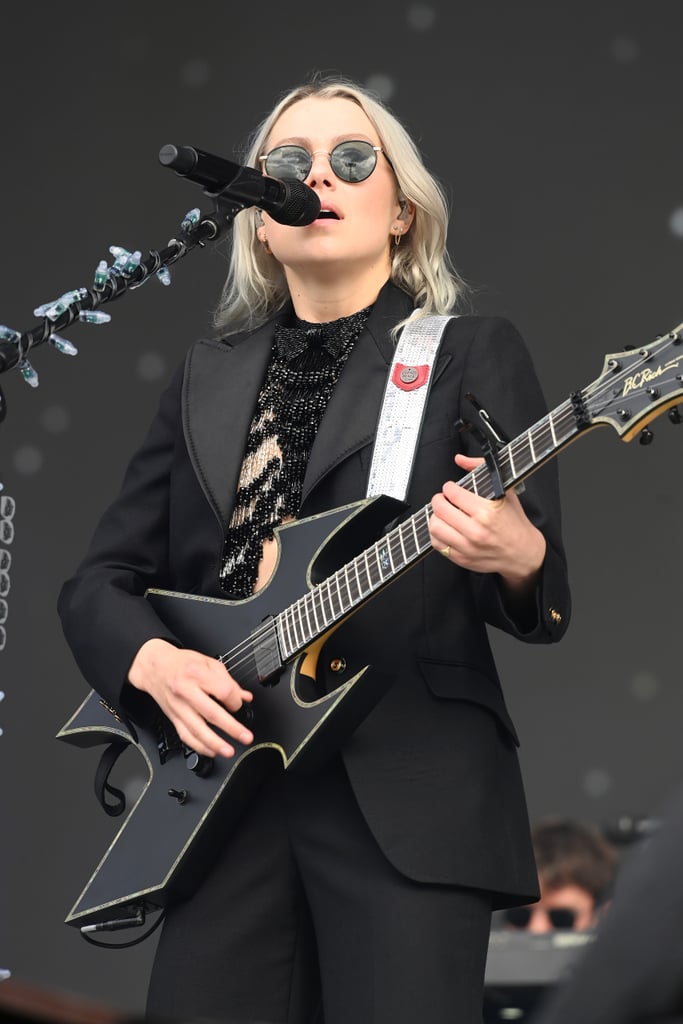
<box><xmin>504</xmin><ymin>907</ymin><xmax>532</xmax><ymax>929</ymax></box>
<box><xmin>548</xmin><ymin>908</ymin><xmax>577</xmax><ymax>929</ymax></box>
<box><xmin>330</xmin><ymin>141</ymin><xmax>378</xmax><ymax>182</ymax></box>
<box><xmin>264</xmin><ymin>145</ymin><xmax>311</xmax><ymax>182</ymax></box>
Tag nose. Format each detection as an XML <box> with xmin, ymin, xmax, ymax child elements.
<box><xmin>527</xmin><ymin>909</ymin><xmax>552</xmax><ymax>934</ymax></box>
<box><xmin>306</xmin><ymin>149</ymin><xmax>334</xmax><ymax>188</ymax></box>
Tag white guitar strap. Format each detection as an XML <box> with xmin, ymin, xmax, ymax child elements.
<box><xmin>366</xmin><ymin>312</ymin><xmax>455</xmax><ymax>501</ymax></box>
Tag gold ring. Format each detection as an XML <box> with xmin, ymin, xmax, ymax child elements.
<box><xmin>440</xmin><ymin>545</ymin><xmax>450</xmax><ymax>558</ymax></box>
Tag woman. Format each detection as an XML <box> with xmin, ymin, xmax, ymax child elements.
<box><xmin>59</xmin><ymin>77</ymin><xmax>571</xmax><ymax>1024</ymax></box>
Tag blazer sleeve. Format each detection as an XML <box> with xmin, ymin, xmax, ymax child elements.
<box><xmin>454</xmin><ymin>316</ymin><xmax>571</xmax><ymax>644</ymax></box>
<box><xmin>57</xmin><ymin>360</ymin><xmax>187</xmax><ymax>712</ymax></box>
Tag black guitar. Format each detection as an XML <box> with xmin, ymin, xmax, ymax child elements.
<box><xmin>59</xmin><ymin>324</ymin><xmax>683</xmax><ymax>932</ymax></box>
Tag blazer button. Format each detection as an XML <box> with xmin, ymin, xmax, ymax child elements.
<box><xmin>548</xmin><ymin>607</ymin><xmax>562</xmax><ymax>624</ymax></box>
<box><xmin>329</xmin><ymin>657</ymin><xmax>347</xmax><ymax>673</ymax></box>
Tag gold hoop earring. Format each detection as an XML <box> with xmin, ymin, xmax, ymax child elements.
<box><xmin>261</xmin><ymin>236</ymin><xmax>272</xmax><ymax>255</ymax></box>
<box><xmin>393</xmin><ymin>229</ymin><xmax>402</xmax><ymax>247</ymax></box>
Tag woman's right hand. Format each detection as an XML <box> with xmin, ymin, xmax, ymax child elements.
<box><xmin>128</xmin><ymin>637</ymin><xmax>254</xmax><ymax>758</ymax></box>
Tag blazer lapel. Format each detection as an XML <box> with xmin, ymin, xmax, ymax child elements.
<box><xmin>182</xmin><ymin>323</ymin><xmax>276</xmax><ymax>526</ymax></box>
<box><xmin>301</xmin><ymin>283</ymin><xmax>415</xmax><ymax>503</ymax></box>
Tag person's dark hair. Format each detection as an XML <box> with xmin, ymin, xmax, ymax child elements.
<box><xmin>532</xmin><ymin>818</ymin><xmax>619</xmax><ymax>905</ymax></box>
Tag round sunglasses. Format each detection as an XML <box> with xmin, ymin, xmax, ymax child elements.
<box><xmin>259</xmin><ymin>140</ymin><xmax>383</xmax><ymax>184</ymax></box>
<box><xmin>504</xmin><ymin>906</ymin><xmax>578</xmax><ymax>930</ymax></box>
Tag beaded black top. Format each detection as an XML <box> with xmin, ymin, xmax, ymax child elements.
<box><xmin>219</xmin><ymin>305</ymin><xmax>372</xmax><ymax>598</ymax></box>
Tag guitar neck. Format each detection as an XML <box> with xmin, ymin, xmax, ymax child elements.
<box><xmin>273</xmin><ymin>394</ymin><xmax>584</xmax><ymax>661</ymax></box>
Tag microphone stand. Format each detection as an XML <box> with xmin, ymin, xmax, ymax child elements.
<box><xmin>0</xmin><ymin>190</ymin><xmax>245</xmax><ymax>668</ymax></box>
<box><xmin>0</xmin><ymin>190</ymin><xmax>246</xmax><ymax>379</ymax></box>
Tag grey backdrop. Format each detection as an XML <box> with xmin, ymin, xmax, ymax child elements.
<box><xmin>1</xmin><ymin>0</ymin><xmax>682</xmax><ymax>1015</ymax></box>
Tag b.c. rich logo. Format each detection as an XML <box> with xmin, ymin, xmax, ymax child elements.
<box><xmin>622</xmin><ymin>357</ymin><xmax>682</xmax><ymax>397</ymax></box>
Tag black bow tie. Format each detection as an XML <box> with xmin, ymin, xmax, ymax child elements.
<box><xmin>274</xmin><ymin>322</ymin><xmax>343</xmax><ymax>362</ymax></box>
<box><xmin>274</xmin><ymin>305</ymin><xmax>373</xmax><ymax>364</ymax></box>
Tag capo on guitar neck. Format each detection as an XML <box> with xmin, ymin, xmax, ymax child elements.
<box><xmin>456</xmin><ymin>393</ymin><xmax>524</xmax><ymax>499</ymax></box>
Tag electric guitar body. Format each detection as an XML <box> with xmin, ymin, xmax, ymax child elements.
<box><xmin>59</xmin><ymin>496</ymin><xmax>401</xmax><ymax>929</ymax></box>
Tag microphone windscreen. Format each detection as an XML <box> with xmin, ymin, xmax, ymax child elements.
<box><xmin>272</xmin><ymin>181</ymin><xmax>321</xmax><ymax>226</ymax></box>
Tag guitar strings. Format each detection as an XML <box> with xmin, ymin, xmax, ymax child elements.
<box><xmin>213</xmin><ymin>338</ymin><xmax>681</xmax><ymax>681</ymax></box>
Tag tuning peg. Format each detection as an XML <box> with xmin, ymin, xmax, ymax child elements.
<box><xmin>639</xmin><ymin>428</ymin><xmax>654</xmax><ymax>445</ymax></box>
<box><xmin>668</xmin><ymin>407</ymin><xmax>682</xmax><ymax>425</ymax></box>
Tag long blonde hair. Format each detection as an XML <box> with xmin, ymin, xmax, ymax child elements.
<box><xmin>213</xmin><ymin>77</ymin><xmax>467</xmax><ymax>337</ymax></box>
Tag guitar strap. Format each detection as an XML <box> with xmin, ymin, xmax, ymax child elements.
<box><xmin>366</xmin><ymin>312</ymin><xmax>455</xmax><ymax>501</ymax></box>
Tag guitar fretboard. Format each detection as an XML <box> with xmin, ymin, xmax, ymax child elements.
<box><xmin>274</xmin><ymin>395</ymin><xmax>583</xmax><ymax>660</ymax></box>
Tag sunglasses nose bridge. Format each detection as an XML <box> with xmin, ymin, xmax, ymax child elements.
<box><xmin>305</xmin><ymin>148</ymin><xmax>335</xmax><ymax>184</ymax></box>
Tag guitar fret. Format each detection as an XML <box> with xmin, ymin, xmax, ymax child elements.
<box><xmin>327</xmin><ymin>577</ymin><xmax>338</xmax><ymax>618</ymax></box>
<box><xmin>321</xmin><ymin>579</ymin><xmax>333</xmax><ymax>623</ymax></box>
<box><xmin>310</xmin><ymin>587</ymin><xmax>322</xmax><ymax>635</ymax></box>
<box><xmin>402</xmin><ymin>521</ymin><xmax>417</xmax><ymax>561</ymax></box>
<box><xmin>362</xmin><ymin>550</ymin><xmax>373</xmax><ymax>592</ymax></box>
<box><xmin>532</xmin><ymin>418</ymin><xmax>554</xmax><ymax>461</ymax></box>
<box><xmin>329</xmin><ymin>577</ymin><xmax>342</xmax><ymax>614</ymax></box>
<box><xmin>398</xmin><ymin>525</ymin><xmax>408</xmax><ymax>564</ymax></box>
<box><xmin>344</xmin><ymin>563</ymin><xmax>356</xmax><ymax>606</ymax></box>
<box><xmin>289</xmin><ymin>603</ymin><xmax>303</xmax><ymax>651</ymax></box>
<box><xmin>366</xmin><ymin>548</ymin><xmax>376</xmax><ymax>589</ymax></box>
<box><xmin>549</xmin><ymin>409</ymin><xmax>558</xmax><ymax>447</ymax></box>
<box><xmin>507</xmin><ymin>444</ymin><xmax>516</xmax><ymax>480</ymax></box>
<box><xmin>339</xmin><ymin>569</ymin><xmax>351</xmax><ymax>611</ymax></box>
<box><xmin>388</xmin><ymin>531</ymin><xmax>402</xmax><ymax>569</ymax></box>
<box><xmin>292</xmin><ymin>598</ymin><xmax>305</xmax><ymax>649</ymax></box>
<box><xmin>303</xmin><ymin>593</ymin><xmax>314</xmax><ymax>642</ymax></box>
<box><xmin>376</xmin><ymin>545</ymin><xmax>386</xmax><ymax>583</ymax></box>
<box><xmin>353</xmin><ymin>555</ymin><xmax>363</xmax><ymax>601</ymax></box>
<box><xmin>410</xmin><ymin>517</ymin><xmax>420</xmax><ymax>553</ymax></box>
<box><xmin>282</xmin><ymin>607</ymin><xmax>295</xmax><ymax>657</ymax></box>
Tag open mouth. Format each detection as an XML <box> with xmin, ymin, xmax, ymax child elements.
<box><xmin>317</xmin><ymin>209</ymin><xmax>340</xmax><ymax>220</ymax></box>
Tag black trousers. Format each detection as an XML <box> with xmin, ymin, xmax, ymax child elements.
<box><xmin>146</xmin><ymin>757</ymin><xmax>492</xmax><ymax>1024</ymax></box>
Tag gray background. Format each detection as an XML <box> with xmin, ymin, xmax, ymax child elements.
<box><xmin>1</xmin><ymin>0</ymin><xmax>682</xmax><ymax>1015</ymax></box>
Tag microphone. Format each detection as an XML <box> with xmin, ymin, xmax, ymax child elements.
<box><xmin>159</xmin><ymin>144</ymin><xmax>320</xmax><ymax>227</ymax></box>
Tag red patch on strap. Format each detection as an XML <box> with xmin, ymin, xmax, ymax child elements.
<box><xmin>392</xmin><ymin>363</ymin><xmax>429</xmax><ymax>391</ymax></box>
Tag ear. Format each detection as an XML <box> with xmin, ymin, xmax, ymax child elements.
<box><xmin>396</xmin><ymin>195</ymin><xmax>415</xmax><ymax>228</ymax></box>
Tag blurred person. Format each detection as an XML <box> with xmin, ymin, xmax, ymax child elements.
<box><xmin>504</xmin><ymin>818</ymin><xmax>618</xmax><ymax>932</ymax></box>
<box><xmin>532</xmin><ymin>792</ymin><xmax>683</xmax><ymax>1024</ymax></box>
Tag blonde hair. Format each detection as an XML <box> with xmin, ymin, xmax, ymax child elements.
<box><xmin>213</xmin><ymin>76</ymin><xmax>467</xmax><ymax>337</ymax></box>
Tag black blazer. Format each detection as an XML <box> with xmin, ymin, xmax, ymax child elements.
<box><xmin>58</xmin><ymin>282</ymin><xmax>570</xmax><ymax>908</ymax></box>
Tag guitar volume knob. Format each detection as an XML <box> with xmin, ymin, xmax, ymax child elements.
<box><xmin>185</xmin><ymin>752</ymin><xmax>214</xmax><ymax>778</ymax></box>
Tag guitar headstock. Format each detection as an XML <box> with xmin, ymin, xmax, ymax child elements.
<box><xmin>580</xmin><ymin>324</ymin><xmax>683</xmax><ymax>441</ymax></box>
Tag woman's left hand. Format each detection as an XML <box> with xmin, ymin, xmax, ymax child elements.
<box><xmin>429</xmin><ymin>454</ymin><xmax>547</xmax><ymax>593</ymax></box>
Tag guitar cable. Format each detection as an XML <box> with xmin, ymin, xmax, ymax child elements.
<box><xmin>80</xmin><ymin>908</ymin><xmax>165</xmax><ymax>949</ymax></box>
